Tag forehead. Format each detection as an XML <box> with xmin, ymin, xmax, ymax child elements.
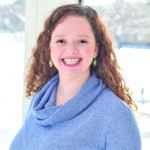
<box><xmin>51</xmin><ymin>15</ymin><xmax>94</xmax><ymax>36</ymax></box>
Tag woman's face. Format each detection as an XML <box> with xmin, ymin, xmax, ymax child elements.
<box><xmin>50</xmin><ymin>15</ymin><xmax>98</xmax><ymax>79</ymax></box>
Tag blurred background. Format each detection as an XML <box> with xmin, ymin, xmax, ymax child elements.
<box><xmin>0</xmin><ymin>0</ymin><xmax>149</xmax><ymax>149</ymax></box>
<box><xmin>0</xmin><ymin>0</ymin><xmax>25</xmax><ymax>149</ymax></box>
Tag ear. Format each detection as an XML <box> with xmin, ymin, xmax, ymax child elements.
<box><xmin>94</xmin><ymin>43</ymin><xmax>99</xmax><ymax>58</ymax></box>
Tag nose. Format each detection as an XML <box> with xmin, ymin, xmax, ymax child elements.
<box><xmin>65</xmin><ymin>42</ymin><xmax>78</xmax><ymax>54</ymax></box>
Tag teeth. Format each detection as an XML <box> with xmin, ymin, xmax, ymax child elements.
<box><xmin>63</xmin><ymin>59</ymin><xmax>80</xmax><ymax>64</ymax></box>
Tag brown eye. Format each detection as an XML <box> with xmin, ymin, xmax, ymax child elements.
<box><xmin>56</xmin><ymin>40</ymin><xmax>65</xmax><ymax>43</ymax></box>
<box><xmin>79</xmin><ymin>40</ymin><xmax>87</xmax><ymax>44</ymax></box>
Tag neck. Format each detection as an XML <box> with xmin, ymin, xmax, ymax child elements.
<box><xmin>55</xmin><ymin>72</ymin><xmax>90</xmax><ymax>105</ymax></box>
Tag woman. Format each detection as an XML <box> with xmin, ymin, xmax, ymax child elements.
<box><xmin>10</xmin><ymin>4</ymin><xmax>141</xmax><ymax>150</ymax></box>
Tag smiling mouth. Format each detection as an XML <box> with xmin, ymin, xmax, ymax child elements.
<box><xmin>62</xmin><ymin>58</ymin><xmax>81</xmax><ymax>65</ymax></box>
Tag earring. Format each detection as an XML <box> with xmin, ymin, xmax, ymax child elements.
<box><xmin>49</xmin><ymin>60</ymin><xmax>53</xmax><ymax>68</ymax></box>
<box><xmin>93</xmin><ymin>58</ymin><xmax>97</xmax><ymax>67</ymax></box>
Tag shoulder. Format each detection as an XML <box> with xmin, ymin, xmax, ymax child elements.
<box><xmin>91</xmin><ymin>86</ymin><xmax>138</xmax><ymax>128</ymax></box>
<box><xmin>92</xmin><ymin>88</ymin><xmax>141</xmax><ymax>149</ymax></box>
<box><xmin>89</xmin><ymin>74</ymin><xmax>133</xmax><ymax>121</ymax></box>
<box><xmin>96</xmin><ymin>87</ymin><xmax>132</xmax><ymax>117</ymax></box>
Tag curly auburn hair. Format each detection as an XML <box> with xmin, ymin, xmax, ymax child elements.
<box><xmin>25</xmin><ymin>4</ymin><xmax>137</xmax><ymax>111</ymax></box>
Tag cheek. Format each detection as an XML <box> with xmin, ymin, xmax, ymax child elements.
<box><xmin>50</xmin><ymin>47</ymin><xmax>63</xmax><ymax>65</ymax></box>
<box><xmin>50</xmin><ymin>45</ymin><xmax>58</xmax><ymax>57</ymax></box>
<box><xmin>50</xmin><ymin>47</ymin><xmax>57</xmax><ymax>62</ymax></box>
<box><xmin>81</xmin><ymin>46</ymin><xmax>96</xmax><ymax>57</ymax></box>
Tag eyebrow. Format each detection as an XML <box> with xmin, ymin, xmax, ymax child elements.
<box><xmin>77</xmin><ymin>35</ymin><xmax>90</xmax><ymax>38</ymax></box>
<box><xmin>53</xmin><ymin>35</ymin><xmax>65</xmax><ymax>38</ymax></box>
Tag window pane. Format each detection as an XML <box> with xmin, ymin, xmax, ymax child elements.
<box><xmin>0</xmin><ymin>0</ymin><xmax>25</xmax><ymax>149</ymax></box>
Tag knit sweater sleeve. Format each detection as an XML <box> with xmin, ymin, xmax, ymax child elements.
<box><xmin>103</xmin><ymin>108</ymin><xmax>141</xmax><ymax>150</ymax></box>
<box><xmin>9</xmin><ymin>93</ymin><xmax>38</xmax><ymax>150</ymax></box>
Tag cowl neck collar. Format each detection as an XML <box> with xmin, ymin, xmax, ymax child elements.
<box><xmin>32</xmin><ymin>73</ymin><xmax>106</xmax><ymax>126</ymax></box>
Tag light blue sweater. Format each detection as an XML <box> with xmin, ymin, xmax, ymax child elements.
<box><xmin>10</xmin><ymin>73</ymin><xmax>141</xmax><ymax>150</ymax></box>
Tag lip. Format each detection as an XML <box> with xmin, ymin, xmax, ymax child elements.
<box><xmin>61</xmin><ymin>58</ymin><xmax>82</xmax><ymax>67</ymax></box>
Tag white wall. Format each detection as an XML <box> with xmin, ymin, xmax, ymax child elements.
<box><xmin>23</xmin><ymin>0</ymin><xmax>78</xmax><ymax>121</ymax></box>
